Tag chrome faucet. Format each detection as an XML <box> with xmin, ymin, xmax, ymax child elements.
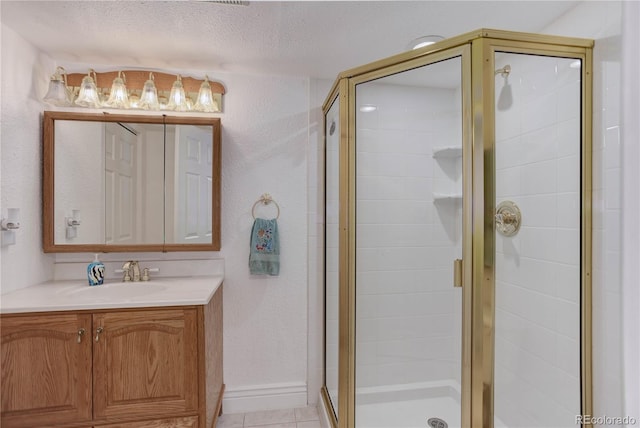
<box><xmin>120</xmin><ymin>261</ymin><xmax>132</xmax><ymax>282</ymax></box>
<box><xmin>121</xmin><ymin>261</ymin><xmax>141</xmax><ymax>282</ymax></box>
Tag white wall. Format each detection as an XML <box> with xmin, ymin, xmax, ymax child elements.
<box><xmin>621</xmin><ymin>1</ymin><xmax>640</xmax><ymax>424</ymax></box>
<box><xmin>541</xmin><ymin>2</ymin><xmax>626</xmax><ymax>425</ymax></box>
<box><xmin>0</xmin><ymin>24</ymin><xmax>56</xmax><ymax>293</ymax></box>
<box><xmin>1</xmin><ymin>25</ymin><xmax>312</xmax><ymax>413</ymax></box>
<box><xmin>217</xmin><ymin>71</ymin><xmax>310</xmax><ymax>412</ymax></box>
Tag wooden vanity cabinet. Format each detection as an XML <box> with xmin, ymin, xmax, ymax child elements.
<box><xmin>1</xmin><ymin>286</ymin><xmax>223</xmax><ymax>428</ymax></box>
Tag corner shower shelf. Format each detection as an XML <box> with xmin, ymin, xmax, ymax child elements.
<box><xmin>432</xmin><ymin>146</ymin><xmax>462</xmax><ymax>159</ymax></box>
<box><xmin>433</xmin><ymin>193</ymin><xmax>463</xmax><ymax>202</ymax></box>
<box><xmin>433</xmin><ymin>147</ymin><xmax>462</xmax><ymax>203</ymax></box>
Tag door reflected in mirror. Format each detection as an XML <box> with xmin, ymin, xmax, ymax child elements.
<box><xmin>44</xmin><ymin>112</ymin><xmax>221</xmax><ymax>252</ymax></box>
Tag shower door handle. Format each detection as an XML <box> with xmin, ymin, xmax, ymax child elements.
<box><xmin>453</xmin><ymin>259</ymin><xmax>463</xmax><ymax>288</ymax></box>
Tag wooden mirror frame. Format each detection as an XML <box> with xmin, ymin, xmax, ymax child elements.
<box><xmin>42</xmin><ymin>111</ymin><xmax>221</xmax><ymax>253</ymax></box>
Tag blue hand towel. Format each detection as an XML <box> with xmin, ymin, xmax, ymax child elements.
<box><xmin>249</xmin><ymin>218</ymin><xmax>280</xmax><ymax>276</ymax></box>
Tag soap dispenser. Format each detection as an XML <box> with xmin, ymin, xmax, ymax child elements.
<box><xmin>88</xmin><ymin>254</ymin><xmax>105</xmax><ymax>286</ymax></box>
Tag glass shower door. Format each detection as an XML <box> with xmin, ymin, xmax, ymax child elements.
<box><xmin>353</xmin><ymin>54</ymin><xmax>467</xmax><ymax>428</ymax></box>
<box><xmin>493</xmin><ymin>52</ymin><xmax>583</xmax><ymax>428</ymax></box>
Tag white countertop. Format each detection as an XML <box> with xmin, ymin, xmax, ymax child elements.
<box><xmin>0</xmin><ymin>275</ymin><xmax>223</xmax><ymax>314</ymax></box>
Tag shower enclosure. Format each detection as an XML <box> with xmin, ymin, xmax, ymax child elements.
<box><xmin>322</xmin><ymin>29</ymin><xmax>593</xmax><ymax>428</ymax></box>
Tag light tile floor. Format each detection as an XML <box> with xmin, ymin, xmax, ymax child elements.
<box><xmin>218</xmin><ymin>406</ymin><xmax>321</xmax><ymax>428</ymax></box>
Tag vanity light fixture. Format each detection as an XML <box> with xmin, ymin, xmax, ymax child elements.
<box><xmin>359</xmin><ymin>104</ymin><xmax>378</xmax><ymax>113</ymax></box>
<box><xmin>408</xmin><ymin>35</ymin><xmax>445</xmax><ymax>50</ymax></box>
<box><xmin>74</xmin><ymin>69</ymin><xmax>102</xmax><ymax>108</ymax></box>
<box><xmin>103</xmin><ymin>71</ymin><xmax>130</xmax><ymax>109</ymax></box>
<box><xmin>43</xmin><ymin>66</ymin><xmax>73</xmax><ymax>106</ymax></box>
<box><xmin>43</xmin><ymin>68</ymin><xmax>226</xmax><ymax>112</ymax></box>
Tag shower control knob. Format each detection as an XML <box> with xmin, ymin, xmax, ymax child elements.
<box><xmin>495</xmin><ymin>201</ymin><xmax>522</xmax><ymax>237</ymax></box>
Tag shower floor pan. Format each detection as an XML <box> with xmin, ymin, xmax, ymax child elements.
<box><xmin>354</xmin><ymin>381</ymin><xmax>506</xmax><ymax>428</ymax></box>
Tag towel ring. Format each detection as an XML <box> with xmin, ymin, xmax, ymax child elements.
<box><xmin>252</xmin><ymin>193</ymin><xmax>280</xmax><ymax>219</ymax></box>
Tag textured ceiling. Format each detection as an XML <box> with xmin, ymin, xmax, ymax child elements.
<box><xmin>1</xmin><ymin>1</ymin><xmax>579</xmax><ymax>79</ymax></box>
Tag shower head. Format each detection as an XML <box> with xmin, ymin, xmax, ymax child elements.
<box><xmin>495</xmin><ymin>64</ymin><xmax>511</xmax><ymax>78</ymax></box>
<box><xmin>495</xmin><ymin>64</ymin><xmax>512</xmax><ymax>111</ymax></box>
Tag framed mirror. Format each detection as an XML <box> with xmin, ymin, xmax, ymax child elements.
<box><xmin>43</xmin><ymin>111</ymin><xmax>221</xmax><ymax>252</ymax></box>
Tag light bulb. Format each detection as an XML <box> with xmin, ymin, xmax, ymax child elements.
<box><xmin>128</xmin><ymin>94</ymin><xmax>140</xmax><ymax>109</ymax></box>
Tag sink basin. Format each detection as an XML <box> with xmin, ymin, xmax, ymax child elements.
<box><xmin>69</xmin><ymin>282</ymin><xmax>168</xmax><ymax>299</ymax></box>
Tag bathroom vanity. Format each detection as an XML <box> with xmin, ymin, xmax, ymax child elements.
<box><xmin>0</xmin><ymin>276</ymin><xmax>224</xmax><ymax>428</ymax></box>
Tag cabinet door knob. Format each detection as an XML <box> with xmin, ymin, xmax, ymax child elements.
<box><xmin>77</xmin><ymin>328</ymin><xmax>86</xmax><ymax>344</ymax></box>
<box><xmin>95</xmin><ymin>327</ymin><xmax>104</xmax><ymax>342</ymax></box>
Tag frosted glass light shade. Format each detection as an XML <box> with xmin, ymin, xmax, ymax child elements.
<box><xmin>74</xmin><ymin>71</ymin><xmax>101</xmax><ymax>108</ymax></box>
<box><xmin>167</xmin><ymin>75</ymin><xmax>190</xmax><ymax>111</ymax></box>
<box><xmin>103</xmin><ymin>71</ymin><xmax>130</xmax><ymax>109</ymax></box>
<box><xmin>44</xmin><ymin>79</ymin><xmax>72</xmax><ymax>106</ymax></box>
<box><xmin>138</xmin><ymin>73</ymin><xmax>159</xmax><ymax>110</ymax></box>
<box><xmin>43</xmin><ymin>67</ymin><xmax>73</xmax><ymax>106</ymax></box>
<box><xmin>194</xmin><ymin>76</ymin><xmax>218</xmax><ymax>112</ymax></box>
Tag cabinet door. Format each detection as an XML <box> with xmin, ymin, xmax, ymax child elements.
<box><xmin>93</xmin><ymin>309</ymin><xmax>198</xmax><ymax>421</ymax></box>
<box><xmin>1</xmin><ymin>313</ymin><xmax>92</xmax><ymax>427</ymax></box>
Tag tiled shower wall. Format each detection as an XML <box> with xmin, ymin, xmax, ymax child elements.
<box><xmin>493</xmin><ymin>54</ymin><xmax>582</xmax><ymax>427</ymax></box>
<box><xmin>354</xmin><ymin>81</ymin><xmax>463</xmax><ymax>389</ymax></box>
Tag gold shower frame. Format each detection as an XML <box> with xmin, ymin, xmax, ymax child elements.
<box><xmin>321</xmin><ymin>29</ymin><xmax>593</xmax><ymax>428</ymax></box>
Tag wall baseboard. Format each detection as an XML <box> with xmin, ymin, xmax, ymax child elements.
<box><xmin>222</xmin><ymin>382</ymin><xmax>308</xmax><ymax>414</ymax></box>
